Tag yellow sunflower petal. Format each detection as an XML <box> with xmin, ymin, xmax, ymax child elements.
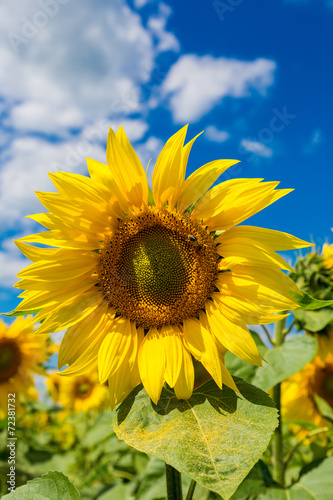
<box><xmin>35</xmin><ymin>291</ymin><xmax>104</xmax><ymax>335</ymax></box>
<box><xmin>177</xmin><ymin>159</ymin><xmax>240</xmax><ymax>213</ymax></box>
<box><xmin>193</xmin><ymin>178</ymin><xmax>293</xmax><ymax>230</ymax></box>
<box><xmin>106</xmin><ymin>127</ymin><xmax>148</xmax><ymax>210</ymax></box>
<box><xmin>108</xmin><ymin>361</ymin><xmax>141</xmax><ymax>410</ymax></box>
<box><xmin>14</xmin><ymin>241</ymin><xmax>59</xmax><ymax>262</ymax></box>
<box><xmin>220</xmin><ymin>361</ymin><xmax>239</xmax><ymax>392</ymax></box>
<box><xmin>98</xmin><ymin>318</ymin><xmax>133</xmax><ymax>384</ymax></box>
<box><xmin>138</xmin><ymin>328</ymin><xmax>166</xmax><ymax>404</ymax></box>
<box><xmin>174</xmin><ymin>344</ymin><xmax>194</xmax><ymax>400</ymax></box>
<box><xmin>183</xmin><ymin>318</ymin><xmax>222</xmax><ymax>388</ymax></box>
<box><xmin>161</xmin><ymin>325</ymin><xmax>183</xmax><ymax>388</ymax></box>
<box><xmin>217</xmin><ymin>242</ymin><xmax>293</xmax><ymax>271</ymax></box>
<box><xmin>152</xmin><ymin>125</ymin><xmax>188</xmax><ymax>209</ymax></box>
<box><xmin>58</xmin><ymin>302</ymin><xmax>111</xmax><ymax>368</ymax></box>
<box><xmin>205</xmin><ymin>301</ymin><xmax>262</xmax><ymax>367</ymax></box>
<box><xmin>213</xmin><ymin>292</ymin><xmax>289</xmax><ymax>325</ymax></box>
<box><xmin>218</xmin><ymin>226</ymin><xmax>313</xmax><ymax>251</ymax></box>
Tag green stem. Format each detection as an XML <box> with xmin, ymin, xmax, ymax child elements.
<box><xmin>185</xmin><ymin>480</ymin><xmax>197</xmax><ymax>500</ymax></box>
<box><xmin>284</xmin><ymin>426</ymin><xmax>329</xmax><ymax>466</ymax></box>
<box><xmin>261</xmin><ymin>325</ymin><xmax>275</xmax><ymax>346</ymax></box>
<box><xmin>272</xmin><ymin>317</ymin><xmax>286</xmax><ymax>487</ymax></box>
<box><xmin>166</xmin><ymin>463</ymin><xmax>183</xmax><ymax>500</ymax></box>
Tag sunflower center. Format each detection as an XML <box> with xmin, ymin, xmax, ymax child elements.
<box><xmin>0</xmin><ymin>339</ymin><xmax>22</xmax><ymax>382</ymax></box>
<box><xmin>97</xmin><ymin>207</ymin><xmax>219</xmax><ymax>328</ymax></box>
<box><xmin>319</xmin><ymin>372</ymin><xmax>333</xmax><ymax>406</ymax></box>
<box><xmin>75</xmin><ymin>378</ymin><xmax>93</xmax><ymax>400</ymax></box>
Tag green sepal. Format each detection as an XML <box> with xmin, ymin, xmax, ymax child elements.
<box><xmin>148</xmin><ymin>183</ymin><xmax>155</xmax><ymax>206</ymax></box>
<box><xmin>290</xmin><ymin>290</ymin><xmax>333</xmax><ymax>310</ymax></box>
<box><xmin>1</xmin><ymin>308</ymin><xmax>40</xmax><ymax>318</ymax></box>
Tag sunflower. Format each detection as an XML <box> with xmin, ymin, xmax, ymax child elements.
<box><xmin>290</xmin><ymin>245</ymin><xmax>333</xmax><ymax>358</ymax></box>
<box><xmin>323</xmin><ymin>243</ymin><xmax>333</xmax><ymax>271</ymax></box>
<box><xmin>47</xmin><ymin>370</ymin><xmax>108</xmax><ymax>412</ymax></box>
<box><xmin>0</xmin><ymin>317</ymin><xmax>53</xmax><ymax>418</ymax></box>
<box><xmin>282</xmin><ymin>354</ymin><xmax>333</xmax><ymax>428</ymax></box>
<box><xmin>13</xmin><ymin>125</ymin><xmax>310</xmax><ymax>409</ymax></box>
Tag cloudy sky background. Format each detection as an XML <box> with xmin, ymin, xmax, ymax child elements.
<box><xmin>1</xmin><ymin>0</ymin><xmax>332</xmax><ymax>317</ymax></box>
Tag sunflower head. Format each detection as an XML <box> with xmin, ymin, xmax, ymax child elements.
<box><xmin>47</xmin><ymin>370</ymin><xmax>109</xmax><ymax>412</ymax></box>
<box><xmin>282</xmin><ymin>354</ymin><xmax>333</xmax><ymax>429</ymax></box>
<box><xmin>290</xmin><ymin>246</ymin><xmax>333</xmax><ymax>358</ymax></box>
<box><xmin>0</xmin><ymin>317</ymin><xmax>54</xmax><ymax>418</ymax></box>
<box><xmin>13</xmin><ymin>125</ymin><xmax>311</xmax><ymax>409</ymax></box>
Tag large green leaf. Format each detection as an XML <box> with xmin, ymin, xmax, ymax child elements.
<box><xmin>230</xmin><ymin>460</ymin><xmax>274</xmax><ymax>499</ymax></box>
<box><xmin>251</xmin><ymin>335</ymin><xmax>317</xmax><ymax>391</ymax></box>
<box><xmin>292</xmin><ymin>308</ymin><xmax>333</xmax><ymax>332</ymax></box>
<box><xmin>290</xmin><ymin>291</ymin><xmax>333</xmax><ymax>310</ymax></box>
<box><xmin>113</xmin><ymin>378</ymin><xmax>278</xmax><ymax>500</ymax></box>
<box><xmin>258</xmin><ymin>456</ymin><xmax>333</xmax><ymax>499</ymax></box>
<box><xmin>3</xmin><ymin>471</ymin><xmax>79</xmax><ymax>499</ymax></box>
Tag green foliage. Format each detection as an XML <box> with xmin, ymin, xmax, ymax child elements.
<box><xmin>290</xmin><ymin>291</ymin><xmax>333</xmax><ymax>310</ymax></box>
<box><xmin>252</xmin><ymin>335</ymin><xmax>317</xmax><ymax>391</ymax></box>
<box><xmin>225</xmin><ymin>334</ymin><xmax>317</xmax><ymax>390</ymax></box>
<box><xmin>1</xmin><ymin>309</ymin><xmax>40</xmax><ymax>318</ymax></box>
<box><xmin>290</xmin><ymin>251</ymin><xmax>333</xmax><ymax>333</ymax></box>
<box><xmin>259</xmin><ymin>456</ymin><xmax>333</xmax><ymax>499</ymax></box>
<box><xmin>2</xmin><ymin>471</ymin><xmax>79</xmax><ymax>500</ymax></box>
<box><xmin>113</xmin><ymin>379</ymin><xmax>278</xmax><ymax>500</ymax></box>
<box><xmin>292</xmin><ymin>308</ymin><xmax>333</xmax><ymax>332</ymax></box>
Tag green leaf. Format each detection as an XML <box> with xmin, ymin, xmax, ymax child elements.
<box><xmin>1</xmin><ymin>309</ymin><xmax>40</xmax><ymax>318</ymax></box>
<box><xmin>3</xmin><ymin>471</ymin><xmax>80</xmax><ymax>499</ymax></box>
<box><xmin>230</xmin><ymin>460</ymin><xmax>274</xmax><ymax>499</ymax></box>
<box><xmin>290</xmin><ymin>291</ymin><xmax>333</xmax><ymax>310</ymax></box>
<box><xmin>313</xmin><ymin>395</ymin><xmax>333</xmax><ymax>424</ymax></box>
<box><xmin>251</xmin><ymin>335</ymin><xmax>317</xmax><ymax>392</ymax></box>
<box><xmin>113</xmin><ymin>378</ymin><xmax>278</xmax><ymax>500</ymax></box>
<box><xmin>257</xmin><ymin>457</ymin><xmax>333</xmax><ymax>499</ymax></box>
<box><xmin>292</xmin><ymin>308</ymin><xmax>333</xmax><ymax>332</ymax></box>
<box><xmin>135</xmin><ymin>457</ymin><xmax>166</xmax><ymax>500</ymax></box>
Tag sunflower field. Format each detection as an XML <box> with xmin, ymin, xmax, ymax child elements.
<box><xmin>1</xmin><ymin>127</ymin><xmax>333</xmax><ymax>500</ymax></box>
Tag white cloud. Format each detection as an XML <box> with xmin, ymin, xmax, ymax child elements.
<box><xmin>240</xmin><ymin>139</ymin><xmax>273</xmax><ymax>158</ymax></box>
<box><xmin>0</xmin><ymin>117</ymin><xmax>150</xmax><ymax>232</ymax></box>
<box><xmin>134</xmin><ymin>0</ymin><xmax>154</xmax><ymax>8</ymax></box>
<box><xmin>0</xmin><ymin>135</ymin><xmax>102</xmax><ymax>231</ymax></box>
<box><xmin>135</xmin><ymin>136</ymin><xmax>164</xmax><ymax>182</ymax></box>
<box><xmin>0</xmin><ymin>238</ymin><xmax>29</xmax><ymax>288</ymax></box>
<box><xmin>205</xmin><ymin>125</ymin><xmax>230</xmax><ymax>143</ymax></box>
<box><xmin>160</xmin><ymin>54</ymin><xmax>276</xmax><ymax>123</ymax></box>
<box><xmin>147</xmin><ymin>3</ymin><xmax>180</xmax><ymax>53</ymax></box>
<box><xmin>303</xmin><ymin>128</ymin><xmax>323</xmax><ymax>155</ymax></box>
<box><xmin>1</xmin><ymin>0</ymin><xmax>178</xmax><ymax>135</ymax></box>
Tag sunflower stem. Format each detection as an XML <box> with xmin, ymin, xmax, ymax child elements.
<box><xmin>185</xmin><ymin>480</ymin><xmax>197</xmax><ymax>500</ymax></box>
<box><xmin>261</xmin><ymin>325</ymin><xmax>275</xmax><ymax>346</ymax></box>
<box><xmin>272</xmin><ymin>316</ymin><xmax>286</xmax><ymax>487</ymax></box>
<box><xmin>166</xmin><ymin>463</ymin><xmax>183</xmax><ymax>500</ymax></box>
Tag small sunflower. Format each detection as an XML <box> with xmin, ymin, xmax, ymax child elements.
<box><xmin>47</xmin><ymin>370</ymin><xmax>108</xmax><ymax>412</ymax></box>
<box><xmin>13</xmin><ymin>125</ymin><xmax>310</xmax><ymax>408</ymax></box>
<box><xmin>282</xmin><ymin>354</ymin><xmax>333</xmax><ymax>428</ymax></box>
<box><xmin>0</xmin><ymin>317</ymin><xmax>53</xmax><ymax>418</ymax></box>
<box><xmin>323</xmin><ymin>243</ymin><xmax>333</xmax><ymax>271</ymax></box>
<box><xmin>290</xmin><ymin>245</ymin><xmax>333</xmax><ymax>358</ymax></box>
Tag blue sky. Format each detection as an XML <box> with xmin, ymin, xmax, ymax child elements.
<box><xmin>0</xmin><ymin>0</ymin><xmax>332</xmax><ymax>318</ymax></box>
